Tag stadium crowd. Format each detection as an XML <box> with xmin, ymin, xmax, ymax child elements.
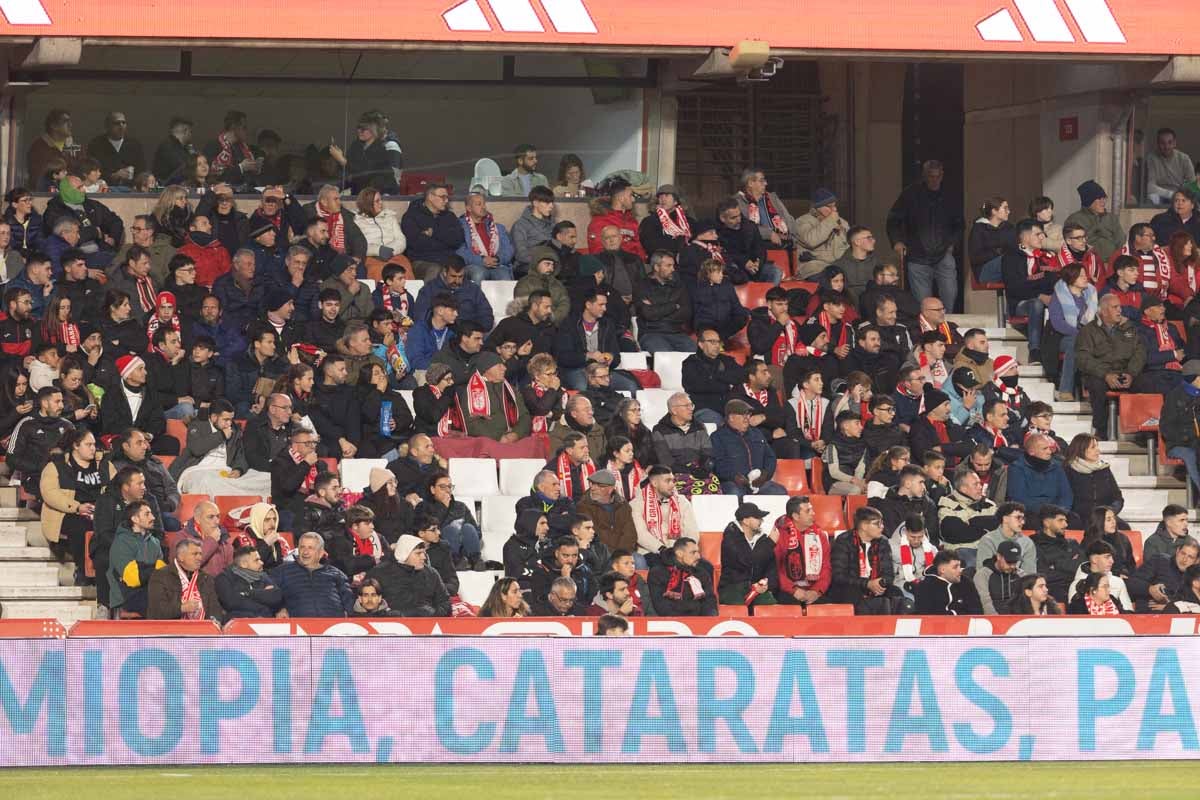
<box><xmin>4</xmin><ymin>108</ymin><xmax>1200</xmax><ymax>622</ymax></box>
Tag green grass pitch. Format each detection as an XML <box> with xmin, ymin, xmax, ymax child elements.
<box><xmin>2</xmin><ymin>763</ymin><xmax>1199</xmax><ymax>799</ymax></box>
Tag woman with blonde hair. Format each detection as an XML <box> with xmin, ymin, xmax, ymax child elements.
<box><xmin>151</xmin><ymin>185</ymin><xmax>191</xmax><ymax>247</ymax></box>
<box><xmin>234</xmin><ymin>502</ymin><xmax>292</xmax><ymax>570</ymax></box>
<box><xmin>479</xmin><ymin>576</ymin><xmax>530</xmax><ymax>618</ymax></box>
<box><xmin>352</xmin><ymin>187</ymin><xmax>406</xmax><ymax>261</ymax></box>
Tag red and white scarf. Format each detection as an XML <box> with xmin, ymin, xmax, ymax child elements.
<box><xmin>656</xmin><ymin>206</ymin><xmax>691</xmax><ymax>240</ymax></box>
<box><xmin>693</xmin><ymin>239</ymin><xmax>725</xmax><ymax>265</ymax></box>
<box><xmin>1084</xmin><ymin>593</ymin><xmax>1119</xmax><ymax>616</ymax></box>
<box><xmin>57</xmin><ymin>321</ymin><xmax>80</xmax><ymax>347</ymax></box>
<box><xmin>426</xmin><ymin>383</ymin><xmax>461</xmax><ymax>437</ymax></box>
<box><xmin>743</xmin><ymin>383</ymin><xmax>769</xmax><ymax>408</ymax></box>
<box><xmin>918</xmin><ymin>315</ymin><xmax>954</xmax><ymax>344</ymax></box>
<box><xmin>351</xmin><ymin>528</ymin><xmax>384</xmax><ymax>561</ymax></box>
<box><xmin>289</xmin><ymin>447</ymin><xmax>318</xmax><ymax>492</ymax></box>
<box><xmin>608</xmin><ymin>459</ymin><xmax>643</xmax><ymax>501</ymax></box>
<box><xmin>817</xmin><ymin>311</ymin><xmax>847</xmax><ymax>349</ymax></box>
<box><xmin>983</xmin><ymin>423</ymin><xmax>1008</xmax><ymax>449</ymax></box>
<box><xmin>739</xmin><ymin>191</ymin><xmax>789</xmax><ymax>236</ymax></box>
<box><xmin>1142</xmin><ymin>317</ymin><xmax>1183</xmax><ymax>370</ymax></box>
<box><xmin>898</xmin><ymin>540</ymin><xmax>935</xmax><ymax>584</ymax></box>
<box><xmin>1119</xmin><ymin>243</ymin><xmax>1171</xmax><ymax>300</ymax></box>
<box><xmin>795</xmin><ymin>393</ymin><xmax>826</xmax><ymax>442</ymax></box>
<box><xmin>991</xmin><ymin>378</ymin><xmax>1024</xmax><ymax>410</ymax></box>
<box><xmin>210</xmin><ymin>131</ymin><xmax>252</xmax><ymax>174</ymax></box>
<box><xmin>1020</xmin><ymin>247</ymin><xmax>1043</xmax><ymax>278</ymax></box>
<box><xmin>1056</xmin><ymin>245</ymin><xmax>1104</xmax><ymax>284</ymax></box>
<box><xmin>856</xmin><ymin>536</ymin><xmax>877</xmax><ymax>579</ymax></box>
<box><xmin>529</xmin><ymin>382</ymin><xmax>553</xmax><ymax>434</ymax></box>
<box><xmin>134</xmin><ymin>275</ymin><xmax>156</xmax><ymax>316</ymax></box>
<box><xmin>643</xmin><ymin>490</ymin><xmax>683</xmax><ymax>546</ymax></box>
<box><xmin>466</xmin><ymin>213</ymin><xmax>501</xmax><ymax>258</ymax></box>
<box><xmin>779</xmin><ymin>517</ymin><xmax>824</xmax><ymax>584</ymax></box>
<box><xmin>381</xmin><ymin>289</ymin><xmax>409</xmax><ymax>319</ymax></box>
<box><xmin>177</xmin><ymin>562</ymin><xmax>204</xmax><ymax>620</ymax></box>
<box><xmin>462</xmin><ymin>371</ymin><xmax>519</xmax><ymax>429</ymax></box>
<box><xmin>320</xmin><ymin>209</ymin><xmax>346</xmax><ymax>253</ymax></box>
<box><xmin>556</xmin><ymin>450</ymin><xmax>596</xmax><ymax>499</ymax></box>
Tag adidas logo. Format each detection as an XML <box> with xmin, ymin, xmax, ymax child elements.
<box><xmin>443</xmin><ymin>0</ymin><xmax>597</xmax><ymax>33</ymax></box>
<box><xmin>0</xmin><ymin>0</ymin><xmax>50</xmax><ymax>24</ymax></box>
<box><xmin>977</xmin><ymin>0</ymin><xmax>1125</xmax><ymax>43</ymax></box>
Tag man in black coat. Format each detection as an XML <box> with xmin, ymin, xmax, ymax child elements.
<box><xmin>885</xmin><ymin>160</ymin><xmax>964</xmax><ymax>311</ymax></box>
<box><xmin>715</xmin><ymin>198</ymin><xmax>776</xmax><ymax>284</ymax></box>
<box><xmin>553</xmin><ymin>290</ymin><xmax>638</xmax><ymax>392</ymax></box>
<box><xmin>485</xmin><ymin>289</ymin><xmax>557</xmax><ymax>361</ymax></box>
<box><xmin>913</xmin><ymin>549</ymin><xmax>982</xmax><ymax>614</ymax></box>
<box><xmin>858</xmin><ymin>262</ymin><xmax>920</xmax><ymax>327</ymax></box>
<box><xmin>387</xmin><ymin>433</ymin><xmax>444</xmax><ymax>502</ymax></box>
<box><xmin>870</xmin><ymin>465</ymin><xmax>942</xmax><ymax>545</ymax></box>
<box><xmin>6</xmin><ymin>385</ymin><xmax>74</xmax><ymax>496</ymax></box>
<box><xmin>647</xmin><ymin>537</ymin><xmax>718</xmax><ymax>616</ymax></box>
<box><xmin>303</xmin><ymin>189</ymin><xmax>368</xmax><ymax>261</ymax></box>
<box><xmin>100</xmin><ymin>355</ymin><xmax>179</xmax><ymax>455</ymax></box>
<box><xmin>681</xmin><ymin>331</ymin><xmax>742</xmax><ymax>426</ymax></box>
<box><xmin>400</xmin><ymin>183</ymin><xmax>466</xmax><ymax>278</ymax></box>
<box><xmin>309</xmin><ymin>355</ymin><xmax>363</xmax><ymax>459</ymax></box>
<box><xmin>634</xmin><ymin>251</ymin><xmax>692</xmax><ymax>352</ymax></box>
<box><xmin>215</xmin><ymin>545</ymin><xmax>286</xmax><ymax>619</ymax></box>
<box><xmin>528</xmin><ymin>534</ymin><xmax>591</xmax><ymax>612</ymax></box>
<box><xmin>1127</xmin><ymin>538</ymin><xmax>1200</xmax><ymax>612</ymax></box>
<box><xmin>269</xmin><ymin>429</ymin><xmax>331</xmax><ymax>531</ymax></box>
<box><xmin>242</xmin><ymin>395</ymin><xmax>294</xmax><ymax>473</ymax></box>
<box><xmin>841</xmin><ymin>324</ymin><xmax>901</xmax><ymax>394</ymax></box>
<box><xmin>830</xmin><ymin>506</ymin><xmax>899</xmax><ymax>614</ymax></box>
<box><xmin>368</xmin><ymin>535</ymin><xmax>452</xmax><ymax>617</ymax></box>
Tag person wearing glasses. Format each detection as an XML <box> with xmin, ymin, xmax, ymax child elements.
<box><xmin>829</xmin><ymin>505</ymin><xmax>900</xmax><ymax>614</ymax></box>
<box><xmin>248</xmin><ymin>186</ymin><xmax>307</xmax><ymax>257</ymax></box>
<box><xmin>269</xmin><ymin>429</ymin><xmax>331</xmax><ymax>531</ymax></box>
<box><xmin>400</xmin><ymin>182</ymin><xmax>465</xmax><ymax>281</ymax></box>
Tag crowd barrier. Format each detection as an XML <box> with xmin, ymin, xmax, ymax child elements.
<box><xmin>3</xmin><ymin>617</ymin><xmax>1200</xmax><ymax>765</ymax></box>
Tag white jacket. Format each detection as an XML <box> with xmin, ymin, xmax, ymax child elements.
<box><xmin>353</xmin><ymin>209</ymin><xmax>407</xmax><ymax>258</ymax></box>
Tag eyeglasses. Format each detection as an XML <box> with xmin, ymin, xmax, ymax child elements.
<box><xmin>435</xmin><ymin>483</ymin><xmax>454</xmax><ymax>491</ymax></box>
<box><xmin>431</xmin><ymin>193</ymin><xmax>450</xmax><ymax>201</ymax></box>
<box><xmin>294</xmin><ymin>439</ymin><xmax>317</xmax><ymax>447</ymax></box>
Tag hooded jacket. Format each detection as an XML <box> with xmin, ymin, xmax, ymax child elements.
<box><xmin>510</xmin><ymin>206</ymin><xmax>556</xmax><ymax>271</ymax></box>
<box><xmin>504</xmin><ymin>508</ymin><xmax>549</xmax><ymax>587</ymax></box>
<box><xmin>973</xmin><ymin>555</ymin><xmax>1025</xmax><ymax>614</ymax></box>
<box><xmin>647</xmin><ymin>548</ymin><xmax>718</xmax><ymax>616</ymax></box>
<box><xmin>514</xmin><ymin>248</ymin><xmax>571</xmax><ymax>324</ymax></box>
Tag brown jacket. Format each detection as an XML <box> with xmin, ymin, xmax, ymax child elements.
<box><xmin>951</xmin><ymin>349</ymin><xmax>994</xmax><ymax>386</ymax></box>
<box><xmin>146</xmin><ymin>562</ymin><xmax>224</xmax><ymax>623</ymax></box>
<box><xmin>576</xmin><ymin>494</ymin><xmax>639</xmax><ymax>553</ymax></box>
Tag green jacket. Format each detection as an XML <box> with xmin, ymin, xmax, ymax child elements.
<box><xmin>458</xmin><ymin>380</ymin><xmax>532</xmax><ymax>440</ymax></box>
<box><xmin>1063</xmin><ymin>207</ymin><xmax>1124</xmax><ymax>262</ymax></box>
<box><xmin>320</xmin><ymin>276</ymin><xmax>375</xmax><ymax>323</ymax></box>
<box><xmin>1075</xmin><ymin>317</ymin><xmax>1146</xmax><ymax>379</ymax></box>
<box><xmin>514</xmin><ymin>246</ymin><xmax>570</xmax><ymax>324</ymax></box>
<box><xmin>106</xmin><ymin>525</ymin><xmax>163</xmax><ymax>609</ymax></box>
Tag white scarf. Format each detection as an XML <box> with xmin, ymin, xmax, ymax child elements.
<box><xmin>656</xmin><ymin>206</ymin><xmax>691</xmax><ymax>240</ymax></box>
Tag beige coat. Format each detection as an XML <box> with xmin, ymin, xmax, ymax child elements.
<box><xmin>39</xmin><ymin>458</ymin><xmax>84</xmax><ymax>543</ymax></box>
<box><xmin>795</xmin><ymin>210</ymin><xmax>850</xmax><ymax>277</ymax></box>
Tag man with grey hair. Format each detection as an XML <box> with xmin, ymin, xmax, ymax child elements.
<box><xmin>736</xmin><ymin>168</ymin><xmax>798</xmax><ymax>247</ymax></box>
<box><xmin>635</xmin><ymin>250</ymin><xmax>693</xmax><ymax>352</ymax></box>
<box><xmin>651</xmin><ymin>391</ymin><xmax>718</xmax><ymax>489</ymax></box>
<box><xmin>272</xmin><ymin>245</ymin><xmax>319</xmax><ymax>322</ymax></box>
<box><xmin>550</xmin><ymin>394</ymin><xmax>606</xmax><ymax>460</ymax></box>
<box><xmin>1076</xmin><ymin>291</ymin><xmax>1148</xmax><ymax>439</ymax></box>
<box><xmin>269</xmin><ymin>532</ymin><xmax>355</xmax><ymax>617</ymax></box>
<box><xmin>886</xmin><ymin>159</ymin><xmax>964</xmax><ymax>310</ymax></box>
<box><xmin>457</xmin><ymin>190</ymin><xmax>515</xmax><ymax>282</ymax></box>
<box><xmin>147</xmin><ymin>538</ymin><xmax>224</xmax><ymax>621</ymax></box>
<box><xmin>530</xmin><ymin>575</ymin><xmax>581</xmax><ymax>616</ymax></box>
<box><xmin>936</xmin><ymin>465</ymin><xmax>999</xmax><ymax>568</ymax></box>
<box><xmin>212</xmin><ymin>247</ymin><xmax>263</xmax><ymax>333</ymax></box>
<box><xmin>305</xmin><ymin>184</ymin><xmax>367</xmax><ymax>261</ymax></box>
<box><xmin>515</xmin><ymin>469</ymin><xmax>577</xmax><ymax>538</ymax></box>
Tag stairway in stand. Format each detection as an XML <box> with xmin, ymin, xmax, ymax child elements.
<box><xmin>0</xmin><ymin>486</ymin><xmax>96</xmax><ymax>624</ymax></box>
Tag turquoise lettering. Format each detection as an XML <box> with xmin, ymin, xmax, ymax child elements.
<box><xmin>434</xmin><ymin>647</ymin><xmax>496</xmax><ymax>754</ymax></box>
<box><xmin>199</xmin><ymin>649</ymin><xmax>261</xmax><ymax>754</ymax></box>
<box><xmin>563</xmin><ymin>649</ymin><xmax>621</xmax><ymax>753</ymax></box>
<box><xmin>884</xmin><ymin>650</ymin><xmax>947</xmax><ymax>752</ymax></box>
<box><xmin>621</xmin><ymin>650</ymin><xmax>685</xmax><ymax>753</ymax></box>
<box><xmin>826</xmin><ymin>649</ymin><xmax>884</xmax><ymax>752</ymax></box>
<box><xmin>1137</xmin><ymin>648</ymin><xmax>1198</xmax><ymax>751</ymax></box>
<box><xmin>952</xmin><ymin>648</ymin><xmax>1012</xmax><ymax>754</ymax></box>
<box><xmin>697</xmin><ymin>650</ymin><xmax>757</xmax><ymax>753</ymax></box>
<box><xmin>1077</xmin><ymin>648</ymin><xmax>1134</xmax><ymax>751</ymax></box>
<box><xmin>303</xmin><ymin>649</ymin><xmax>368</xmax><ymax>754</ymax></box>
<box><xmin>764</xmin><ymin>651</ymin><xmax>829</xmax><ymax>753</ymax></box>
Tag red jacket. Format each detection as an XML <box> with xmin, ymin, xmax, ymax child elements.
<box><xmin>773</xmin><ymin>516</ymin><xmax>832</xmax><ymax>598</ymax></box>
<box><xmin>587</xmin><ymin>209</ymin><xmax>646</xmax><ymax>260</ymax></box>
<box><xmin>179</xmin><ymin>235</ymin><xmax>232</xmax><ymax>288</ymax></box>
<box><xmin>1167</xmin><ymin>258</ymin><xmax>1200</xmax><ymax>309</ymax></box>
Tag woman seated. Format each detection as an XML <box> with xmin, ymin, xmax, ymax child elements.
<box><xmin>1067</xmin><ymin>571</ymin><xmax>1123</xmax><ymax>615</ymax></box>
<box><xmin>233</xmin><ymin>502</ymin><xmax>291</xmax><ymax>570</ymax></box>
<box><xmin>1010</xmin><ymin>574</ymin><xmax>1063</xmax><ymax>615</ymax></box>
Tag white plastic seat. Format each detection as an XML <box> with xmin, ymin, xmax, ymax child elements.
<box><xmin>690</xmin><ymin>495</ymin><xmax>739</xmax><ymax>528</ymax></box>
<box><xmin>481</xmin><ymin>495</ymin><xmax>521</xmax><ymax>534</ymax></box>
<box><xmin>652</xmin><ymin>351</ymin><xmax>689</xmax><ymax>392</ymax></box>
<box><xmin>750</xmin><ymin>494</ymin><xmax>790</xmax><ymax>524</ymax></box>
<box><xmin>481</xmin><ymin>528</ymin><xmax>512</xmax><ymax>564</ymax></box>
<box><xmin>481</xmin><ymin>280</ymin><xmax>517</xmax><ymax>317</ymax></box>
<box><xmin>407</xmin><ymin>279</ymin><xmax>423</xmax><ymax>298</ymax></box>
<box><xmin>637</xmin><ymin>389</ymin><xmax>673</xmax><ymax>431</ymax></box>
<box><xmin>360</xmin><ymin>278</ymin><xmax>376</xmax><ymax>294</ymax></box>
<box><xmin>457</xmin><ymin>571</ymin><xmax>501</xmax><ymax>606</ymax></box>
<box><xmin>499</xmin><ymin>458</ymin><xmax>546</xmax><ymax>496</ymax></box>
<box><xmin>620</xmin><ymin>352</ymin><xmax>649</xmax><ymax>371</ymax></box>
<box><xmin>471</xmin><ymin>158</ymin><xmax>503</xmax><ymax>197</ymax></box>
<box><xmin>340</xmin><ymin>458</ymin><xmax>387</xmax><ymax>494</ymax></box>
<box><xmin>448</xmin><ymin>458</ymin><xmax>499</xmax><ymax>498</ymax></box>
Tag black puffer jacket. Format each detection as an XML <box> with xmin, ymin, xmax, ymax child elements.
<box><xmin>634</xmin><ymin>274</ymin><xmax>691</xmax><ymax>335</ymax></box>
<box><xmin>215</xmin><ymin>567</ymin><xmax>285</xmax><ymax>619</ymax></box>
<box><xmin>368</xmin><ymin>557</ymin><xmax>451</xmax><ymax>617</ymax></box>
<box><xmin>1065</xmin><ymin>461</ymin><xmax>1124</xmax><ymax>525</ymax></box>
<box><xmin>869</xmin><ymin>488</ymin><xmax>942</xmax><ymax>546</ymax></box>
<box><xmin>503</xmin><ymin>509</ymin><xmax>547</xmax><ymax>588</ymax></box>
<box><xmin>647</xmin><ymin>549</ymin><xmax>718</xmax><ymax>616</ymax></box>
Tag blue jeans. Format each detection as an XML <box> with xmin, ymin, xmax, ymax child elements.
<box><xmin>694</xmin><ymin>408</ymin><xmax>724</xmax><ymax>427</ymax></box>
<box><xmin>165</xmin><ymin>402</ymin><xmax>196</xmax><ymax>420</ymax></box>
<box><xmin>465</xmin><ymin>262</ymin><xmax>514</xmax><ymax>283</ymax></box>
<box><xmin>750</xmin><ymin>263</ymin><xmax>783</xmax><ymax>286</ymax></box>
<box><xmin>1014</xmin><ymin>298</ymin><xmax>1047</xmax><ymax>351</ymax></box>
<box><xmin>639</xmin><ymin>332</ymin><xmax>696</xmax><ymax>353</ymax></box>
<box><xmin>1169</xmin><ymin>446</ymin><xmax>1200</xmax><ymax>495</ymax></box>
<box><xmin>977</xmin><ymin>255</ymin><xmax>1002</xmax><ymax>283</ymax></box>
<box><xmin>441</xmin><ymin>518</ymin><xmax>482</xmax><ymax>559</ymax></box>
<box><xmin>906</xmin><ymin>250</ymin><xmax>958</xmax><ymax>312</ymax></box>
<box><xmin>1058</xmin><ymin>332</ymin><xmax>1078</xmax><ymax>394</ymax></box>
<box><xmin>719</xmin><ymin>480</ymin><xmax>787</xmax><ymax>498</ymax></box>
<box><xmin>562</xmin><ymin>367</ymin><xmax>639</xmax><ymax>393</ymax></box>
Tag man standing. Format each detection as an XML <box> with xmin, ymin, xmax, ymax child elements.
<box><xmin>147</xmin><ymin>539</ymin><xmax>224</xmax><ymax>621</ymax></box>
<box><xmin>886</xmin><ymin>160</ymin><xmax>964</xmax><ymax>310</ymax></box>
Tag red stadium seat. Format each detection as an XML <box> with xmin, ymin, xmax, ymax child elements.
<box><xmin>699</xmin><ymin>531</ymin><xmax>723</xmax><ymax>589</ymax></box>
<box><xmin>156</xmin><ymin>455</ymin><xmax>175</xmax><ymax>471</ymax></box>
<box><xmin>766</xmin><ymin>249</ymin><xmax>793</xmax><ymax>277</ymax></box>
<box><xmin>165</xmin><ymin>418</ymin><xmax>188</xmax><ymax>447</ymax></box>
<box><xmin>83</xmin><ymin>530</ymin><xmax>95</xmax><ymax>578</ymax></box>
<box><xmin>400</xmin><ymin>173</ymin><xmax>447</xmax><ymax>196</ymax></box>
<box><xmin>176</xmin><ymin>493</ymin><xmax>208</xmax><ymax>522</ymax></box>
<box><xmin>320</xmin><ymin>458</ymin><xmax>339</xmax><ymax>474</ymax></box>
<box><xmin>1064</xmin><ymin>529</ymin><xmax>1084</xmax><ymax>543</ymax></box>
<box><xmin>805</xmin><ymin>603</ymin><xmax>855</xmax><ymax>617</ymax></box>
<box><xmin>970</xmin><ymin>269</ymin><xmax>1007</xmax><ymax>328</ymax></box>
<box><xmin>735</xmin><ymin>282</ymin><xmax>771</xmax><ymax>310</ymax></box>
<box><xmin>752</xmin><ymin>604</ymin><xmax>804</xmax><ymax>618</ymax></box>
<box><xmin>215</xmin><ymin>495</ymin><xmax>261</xmax><ymax>527</ymax></box>
<box><xmin>278</xmin><ymin>532</ymin><xmax>295</xmax><ymax>550</ymax></box>
<box><xmin>719</xmin><ymin>604</ymin><xmax>748</xmax><ymax>617</ymax></box>
<box><xmin>1127</xmin><ymin>530</ymin><xmax>1144</xmax><ymax>567</ymax></box>
<box><xmin>774</xmin><ymin>460</ymin><xmax>809</xmax><ymax>493</ymax></box>
<box><xmin>810</xmin><ymin>495</ymin><xmax>847</xmax><ymax>533</ymax></box>
<box><xmin>845</xmin><ymin>494</ymin><xmax>868</xmax><ymax>520</ymax></box>
<box><xmin>809</xmin><ymin>460</ymin><xmax>825</xmax><ymax>495</ymax></box>
<box><xmin>1118</xmin><ymin>394</ymin><xmax>1163</xmax><ymax>434</ymax></box>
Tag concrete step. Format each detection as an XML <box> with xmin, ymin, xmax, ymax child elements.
<box><xmin>0</xmin><ymin>585</ymin><xmax>94</xmax><ymax>600</ymax></box>
<box><xmin>0</xmin><ymin>599</ymin><xmax>94</xmax><ymax>624</ymax></box>
<box><xmin>0</xmin><ymin>486</ymin><xmax>17</xmax><ymax>506</ymax></box>
<box><xmin>0</xmin><ymin>527</ymin><xmax>26</xmax><ymax>547</ymax></box>
<box><xmin>0</xmin><ymin>507</ymin><xmax>39</xmax><ymax>522</ymax></box>
<box><xmin>0</xmin><ymin>563</ymin><xmax>63</xmax><ymax>586</ymax></box>
<box><xmin>0</xmin><ymin>546</ymin><xmax>53</xmax><ymax>560</ymax></box>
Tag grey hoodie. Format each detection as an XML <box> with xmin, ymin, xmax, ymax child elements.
<box><xmin>510</xmin><ymin>206</ymin><xmax>556</xmax><ymax>272</ymax></box>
